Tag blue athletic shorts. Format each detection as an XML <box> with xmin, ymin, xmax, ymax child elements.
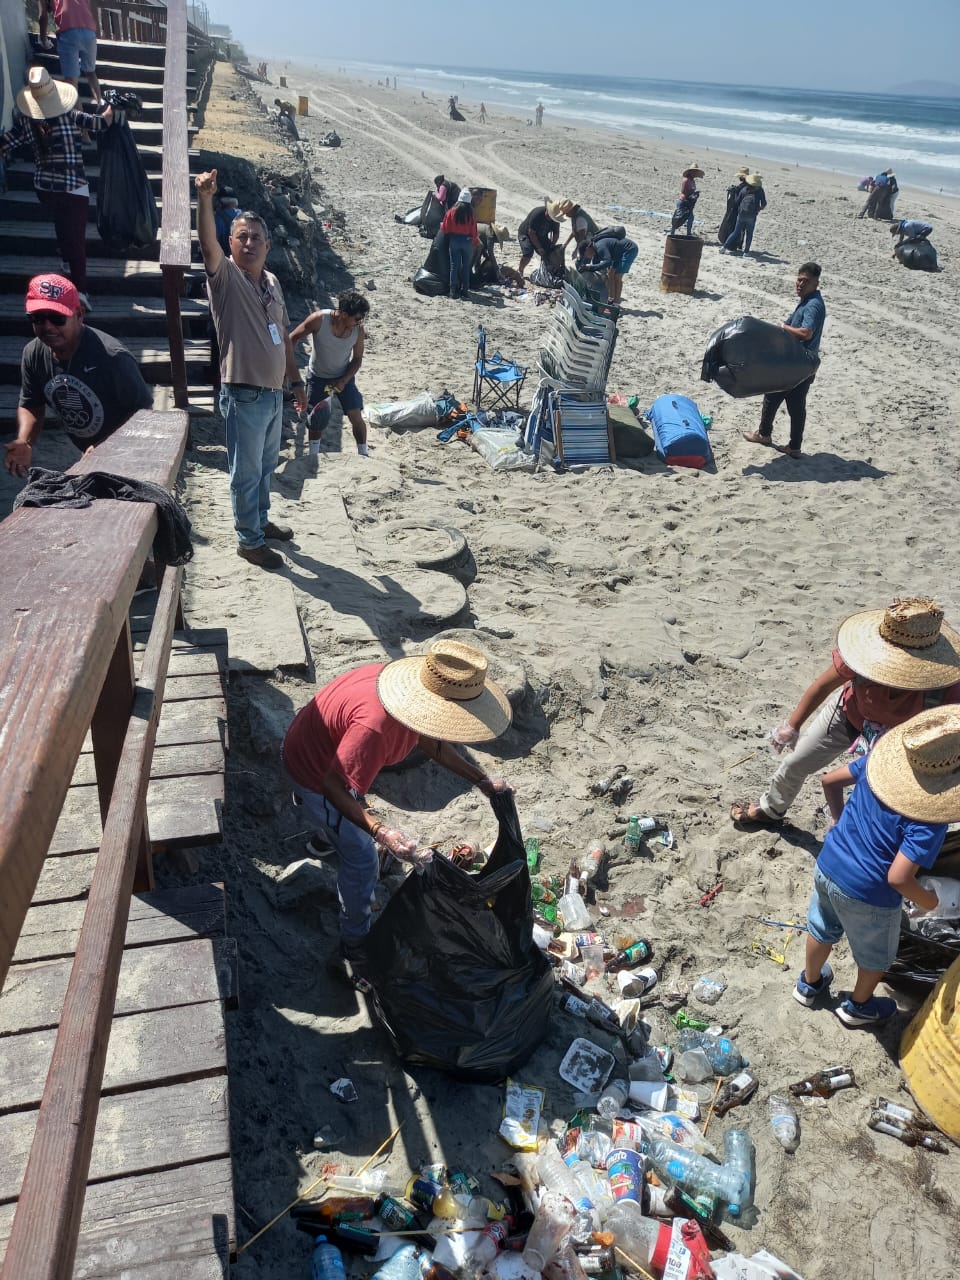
<box><xmin>307</xmin><ymin>370</ymin><xmax>363</xmax><ymax>414</ymax></box>
<box><xmin>614</xmin><ymin>243</ymin><xmax>639</xmax><ymax>275</ymax></box>
<box><xmin>57</xmin><ymin>27</ymin><xmax>97</xmax><ymax>78</ymax></box>
<box><xmin>807</xmin><ymin>864</ymin><xmax>902</xmax><ymax>972</ymax></box>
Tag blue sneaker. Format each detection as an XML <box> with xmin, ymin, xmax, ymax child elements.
<box><xmin>793</xmin><ymin>963</ymin><xmax>833</xmax><ymax>1007</ymax></box>
<box><xmin>836</xmin><ymin>995</ymin><xmax>898</xmax><ymax>1027</ymax></box>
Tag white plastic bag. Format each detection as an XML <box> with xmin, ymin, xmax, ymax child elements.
<box><xmin>470</xmin><ymin>428</ymin><xmax>535</xmax><ymax>471</ymax></box>
<box><xmin>367</xmin><ymin>391</ymin><xmax>438</xmax><ymax>429</ymax></box>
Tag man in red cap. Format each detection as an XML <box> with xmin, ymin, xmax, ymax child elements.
<box><xmin>5</xmin><ymin>272</ymin><xmax>152</xmax><ymax>476</ymax></box>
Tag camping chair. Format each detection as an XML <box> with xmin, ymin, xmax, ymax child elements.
<box><xmin>473</xmin><ymin>325</ymin><xmax>528</xmax><ymax>412</ymax></box>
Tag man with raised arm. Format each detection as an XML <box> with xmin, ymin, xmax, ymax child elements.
<box><xmin>194</xmin><ymin>168</ymin><xmax>307</xmax><ymax>570</ymax></box>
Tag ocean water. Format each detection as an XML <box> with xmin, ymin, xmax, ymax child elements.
<box><xmin>336</xmin><ymin>60</ymin><xmax>960</xmax><ymax>196</ymax></box>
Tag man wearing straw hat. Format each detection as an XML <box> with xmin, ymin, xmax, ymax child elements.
<box><xmin>720</xmin><ymin>172</ymin><xmax>766</xmax><ymax>255</ymax></box>
<box><xmin>283</xmin><ymin>640</ymin><xmax>513</xmax><ymax>989</ymax></box>
<box><xmin>517</xmin><ymin>199</ymin><xmax>563</xmax><ymax>282</ymax></box>
<box><xmin>672</xmin><ymin>164</ymin><xmax>704</xmax><ymax>237</ymax></box>
<box><xmin>731</xmin><ymin>598</ymin><xmax>960</xmax><ymax>830</ymax></box>
<box><xmin>792</xmin><ymin>705</ymin><xmax>960</xmax><ymax>1027</ymax></box>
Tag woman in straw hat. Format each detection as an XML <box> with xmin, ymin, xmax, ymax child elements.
<box><xmin>792</xmin><ymin>705</ymin><xmax>960</xmax><ymax>1027</ymax></box>
<box><xmin>720</xmin><ymin>172</ymin><xmax>766</xmax><ymax>255</ymax></box>
<box><xmin>283</xmin><ymin>640</ymin><xmax>513</xmax><ymax>988</ymax></box>
<box><xmin>0</xmin><ymin>66</ymin><xmax>112</xmax><ymax>295</ymax></box>
<box><xmin>731</xmin><ymin>598</ymin><xmax>960</xmax><ymax>829</ymax></box>
<box><xmin>671</xmin><ymin>164</ymin><xmax>704</xmax><ymax>237</ymax></box>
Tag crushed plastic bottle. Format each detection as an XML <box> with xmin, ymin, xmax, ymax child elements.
<box><xmin>597</xmin><ymin>1077</ymin><xmax>630</xmax><ymax>1120</ymax></box>
<box><xmin>691</xmin><ymin>974</ymin><xmax>727</xmax><ymax>1005</ymax></box>
<box><xmin>643</xmin><ymin>1136</ymin><xmax>745</xmax><ymax>1217</ymax></box>
<box><xmin>521</xmin><ymin>1191</ymin><xmax>578</xmax><ymax>1272</ymax></box>
<box><xmin>722</xmin><ymin>1128</ymin><xmax>754</xmax><ymax>1213</ymax></box>
<box><xmin>677</xmin><ymin>1029</ymin><xmax>746</xmax><ymax>1076</ymax></box>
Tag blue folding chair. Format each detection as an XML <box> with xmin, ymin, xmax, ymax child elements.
<box><xmin>472</xmin><ymin>324</ymin><xmax>528</xmax><ymax>411</ymax></box>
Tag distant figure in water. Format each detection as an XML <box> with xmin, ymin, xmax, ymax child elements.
<box><xmin>535</xmin><ymin>101</ymin><xmax>544</xmax><ymax>126</ymax></box>
<box><xmin>479</xmin><ymin>101</ymin><xmax>487</xmax><ymax>123</ymax></box>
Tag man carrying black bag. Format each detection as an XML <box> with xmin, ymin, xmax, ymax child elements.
<box><xmin>283</xmin><ymin>640</ymin><xmax>514</xmax><ymax>991</ymax></box>
<box><xmin>742</xmin><ymin>262</ymin><xmax>826</xmax><ymax>460</ymax></box>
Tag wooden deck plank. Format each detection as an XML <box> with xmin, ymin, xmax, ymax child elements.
<box><xmin>0</xmin><ymin>1076</ymin><xmax>230</xmax><ymax>1203</ymax></box>
<box><xmin>163</xmin><ymin>673</ymin><xmax>225</xmax><ymax>702</ymax></box>
<box><xmin>72</xmin><ymin>740</ymin><xmax>225</xmax><ymax>788</ymax></box>
<box><xmin>155</xmin><ymin>697</ymin><xmax>227</xmax><ymax>748</ymax></box>
<box><xmin>19</xmin><ymin>1210</ymin><xmax>230</xmax><ymax>1278</ymax></box>
<box><xmin>31</xmin><ymin>852</ymin><xmax>97</xmax><ymax>905</ymax></box>
<box><xmin>0</xmin><ymin>937</ymin><xmax>238</xmax><ymax>1037</ymax></box>
<box><xmin>0</xmin><ymin>1000</ymin><xmax>226</xmax><ymax>1114</ymax></box>
<box><xmin>148</xmin><ymin>774</ymin><xmax>224</xmax><ymax>849</ymax></box>
<box><xmin>12</xmin><ymin>883</ymin><xmax>226</xmax><ymax>966</ymax></box>
<box><xmin>0</xmin><ymin>1161</ymin><xmax>236</xmax><ymax>1270</ymax></box>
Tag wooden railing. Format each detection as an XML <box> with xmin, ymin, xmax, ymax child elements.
<box><xmin>159</xmin><ymin>0</ymin><xmax>192</xmax><ymax>410</ymax></box>
<box><xmin>97</xmin><ymin>1</ymin><xmax>165</xmax><ymax>43</ymax></box>
<box><xmin>0</xmin><ymin>410</ymin><xmax>189</xmax><ymax>1279</ymax></box>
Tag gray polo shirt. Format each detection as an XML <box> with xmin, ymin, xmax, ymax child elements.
<box><xmin>206</xmin><ymin>254</ymin><xmax>289</xmax><ymax>389</ymax></box>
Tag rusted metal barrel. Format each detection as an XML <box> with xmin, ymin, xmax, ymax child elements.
<box><xmin>661</xmin><ymin>234</ymin><xmax>703</xmax><ymax>293</ymax></box>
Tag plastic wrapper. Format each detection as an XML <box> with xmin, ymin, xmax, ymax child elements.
<box><xmin>500</xmin><ymin>1079</ymin><xmax>546</xmax><ymax>1150</ymax></box>
<box><xmin>96</xmin><ymin>93</ymin><xmax>159</xmax><ymax>250</ymax></box>
<box><xmin>367</xmin><ymin>392</ymin><xmax>439</xmax><ymax>429</ymax></box>
<box><xmin>691</xmin><ymin>973</ymin><xmax>727</xmax><ymax>1005</ymax></box>
<box><xmin>700</xmin><ymin>315</ymin><xmax>819</xmax><ymax>399</ymax></box>
<box><xmin>364</xmin><ymin>793</ymin><xmax>554</xmax><ymax>1081</ymax></box>
<box><xmin>470</xmin><ymin>428</ymin><xmax>536</xmax><ymax>472</ymax></box>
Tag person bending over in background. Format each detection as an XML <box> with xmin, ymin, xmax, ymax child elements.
<box><xmin>290</xmin><ymin>290</ymin><xmax>372</xmax><ymax>457</ymax></box>
<box><xmin>576</xmin><ymin>230</ymin><xmax>638</xmax><ymax>306</ymax></box>
<box><xmin>890</xmin><ymin>219</ymin><xmax>932</xmax><ymax>253</ymax></box>
<box><xmin>517</xmin><ymin>199</ymin><xmax>562</xmax><ymax>281</ymax></box>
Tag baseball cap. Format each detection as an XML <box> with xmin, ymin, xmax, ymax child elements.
<box><xmin>25</xmin><ymin>274</ymin><xmax>81</xmax><ymax>316</ymax></box>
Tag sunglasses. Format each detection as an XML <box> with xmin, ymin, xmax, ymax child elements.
<box><xmin>28</xmin><ymin>311</ymin><xmax>70</xmax><ymax>327</ymax></box>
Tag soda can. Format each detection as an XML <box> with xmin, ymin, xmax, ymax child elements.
<box><xmin>377</xmin><ymin>1194</ymin><xmax>416</xmax><ymax>1231</ymax></box>
<box><xmin>406</xmin><ymin>1164</ymin><xmax>445</xmax><ymax>1213</ymax></box>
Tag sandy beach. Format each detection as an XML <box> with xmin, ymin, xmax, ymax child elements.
<box><xmin>174</xmin><ymin>65</ymin><xmax>960</xmax><ymax>1280</ymax></box>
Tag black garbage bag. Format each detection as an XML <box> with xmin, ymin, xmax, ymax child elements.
<box><xmin>701</xmin><ymin>315</ymin><xmax>819</xmax><ymax>398</ymax></box>
<box><xmin>320</xmin><ymin>131</ymin><xmax>341</xmax><ymax>147</ymax></box>
<box><xmin>530</xmin><ymin>246</ymin><xmax>565</xmax><ymax>289</ymax></box>
<box><xmin>96</xmin><ymin>96</ymin><xmax>159</xmax><ymax>251</ymax></box>
<box><xmin>885</xmin><ymin>928</ymin><xmax>960</xmax><ymax>991</ymax></box>
<box><xmin>396</xmin><ymin>205</ymin><xmax>421</xmax><ymax>226</ymax></box>
<box><xmin>419</xmin><ymin>189</ymin><xmax>444</xmax><ymax>239</ymax></box>
<box><xmin>413</xmin><ymin>267</ymin><xmax>447</xmax><ymax>296</ymax></box>
<box><xmin>364</xmin><ymin>792</ymin><xmax>554</xmax><ymax>1081</ymax></box>
<box><xmin>896</xmin><ymin>240</ymin><xmax>939</xmax><ymax>272</ymax></box>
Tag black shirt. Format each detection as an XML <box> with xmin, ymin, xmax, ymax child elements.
<box><xmin>20</xmin><ymin>326</ymin><xmax>153</xmax><ymax>449</ymax></box>
<box><xmin>517</xmin><ymin>207</ymin><xmax>559</xmax><ymax>248</ymax></box>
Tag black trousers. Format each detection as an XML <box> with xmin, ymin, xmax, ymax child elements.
<box><xmin>758</xmin><ymin>373</ymin><xmax>816</xmax><ymax>452</ymax></box>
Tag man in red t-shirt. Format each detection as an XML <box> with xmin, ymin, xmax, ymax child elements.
<box><xmin>283</xmin><ymin>640</ymin><xmax>513</xmax><ymax>988</ymax></box>
<box><xmin>730</xmin><ymin>598</ymin><xmax>960</xmax><ymax>828</ymax></box>
<box><xmin>39</xmin><ymin>0</ymin><xmax>102</xmax><ymax>104</ymax></box>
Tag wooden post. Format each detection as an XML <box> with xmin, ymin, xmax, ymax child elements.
<box><xmin>162</xmin><ymin>266</ymin><xmax>189</xmax><ymax>410</ymax></box>
<box><xmin>90</xmin><ymin>620</ymin><xmax>135</xmax><ymax>824</ymax></box>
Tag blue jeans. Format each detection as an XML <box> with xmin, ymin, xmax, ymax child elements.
<box><xmin>724</xmin><ymin>213</ymin><xmax>756</xmax><ymax>253</ymax></box>
<box><xmin>296</xmin><ymin>787</ymin><xmax>379</xmax><ymax>940</ymax></box>
<box><xmin>220</xmin><ymin>384</ymin><xmax>283</xmax><ymax>548</ymax></box>
<box><xmin>448</xmin><ymin>234</ymin><xmax>472</xmax><ymax>295</ymax></box>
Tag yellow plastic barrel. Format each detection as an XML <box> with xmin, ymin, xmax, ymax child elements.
<box><xmin>297</xmin><ymin>95</ymin><xmax>308</xmax><ymax>117</ymax></box>
<box><xmin>660</xmin><ymin>233</ymin><xmax>703</xmax><ymax>293</ymax></box>
<box><xmin>470</xmin><ymin>188</ymin><xmax>497</xmax><ymax>223</ymax></box>
<box><xmin>900</xmin><ymin>951</ymin><xmax>960</xmax><ymax>1141</ymax></box>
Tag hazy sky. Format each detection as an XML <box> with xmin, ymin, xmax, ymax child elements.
<box><xmin>216</xmin><ymin>0</ymin><xmax>960</xmax><ymax>93</ymax></box>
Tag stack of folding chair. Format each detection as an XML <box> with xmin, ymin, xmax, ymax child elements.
<box><xmin>527</xmin><ymin>277</ymin><xmax>619</xmax><ymax>465</ymax></box>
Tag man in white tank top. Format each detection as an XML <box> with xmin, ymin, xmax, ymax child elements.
<box><xmin>290</xmin><ymin>290</ymin><xmax>371</xmax><ymax>457</ymax></box>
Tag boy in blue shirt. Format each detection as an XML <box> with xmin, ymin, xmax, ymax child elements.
<box><xmin>793</xmin><ymin>707</ymin><xmax>960</xmax><ymax>1027</ymax></box>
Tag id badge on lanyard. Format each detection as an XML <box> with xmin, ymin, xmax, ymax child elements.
<box><xmin>267</xmin><ymin>322</ymin><xmax>282</xmax><ymax>345</ymax></box>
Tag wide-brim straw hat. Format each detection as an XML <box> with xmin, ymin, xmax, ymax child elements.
<box><xmin>736</xmin><ymin>166</ymin><xmax>751</xmax><ymax>176</ymax></box>
<box><xmin>683</xmin><ymin>165</ymin><xmax>705</xmax><ymax>178</ymax></box>
<box><xmin>377</xmin><ymin>639</ymin><xmax>512</xmax><ymax>743</ymax></box>
<box><xmin>837</xmin><ymin>598</ymin><xmax>960</xmax><ymax>690</ymax></box>
<box><xmin>16</xmin><ymin>65</ymin><xmax>78</xmax><ymax>119</ymax></box>
<box><xmin>557</xmin><ymin>198</ymin><xmax>575</xmax><ymax>216</ymax></box>
<box><xmin>866</xmin><ymin>707</ymin><xmax>960</xmax><ymax>822</ymax></box>
<box><xmin>745</xmin><ymin>174</ymin><xmax>763</xmax><ymax>187</ymax></box>
<box><xmin>545</xmin><ymin>199</ymin><xmax>565</xmax><ymax>222</ymax></box>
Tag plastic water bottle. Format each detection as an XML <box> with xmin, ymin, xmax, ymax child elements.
<box><xmin>537</xmin><ymin>1141</ymin><xmax>587</xmax><ymax>1207</ymax></box>
<box><xmin>624</xmin><ymin>817</ymin><xmax>642</xmax><ymax>854</ymax></box>
<box><xmin>676</xmin><ymin>1029</ymin><xmax>746</xmax><ymax>1076</ymax></box>
<box><xmin>768</xmin><ymin>1094</ymin><xmax>800</xmax><ymax>1152</ymax></box>
<box><xmin>643</xmin><ymin>1137</ymin><xmax>745</xmax><ymax>1216</ymax></box>
<box><xmin>602</xmin><ymin>1201</ymin><xmax>671</xmax><ymax>1267</ymax></box>
<box><xmin>722</xmin><ymin>1128</ymin><xmax>754</xmax><ymax>1213</ymax></box>
<box><xmin>312</xmin><ymin>1236</ymin><xmax>348</xmax><ymax>1280</ymax></box>
<box><xmin>597</xmin><ymin>1077</ymin><xmax>629</xmax><ymax>1120</ymax></box>
<box><xmin>581</xmin><ymin>845</ymin><xmax>605</xmax><ymax>881</ymax></box>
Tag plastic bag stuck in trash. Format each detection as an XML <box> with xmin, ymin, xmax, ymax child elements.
<box><xmin>364</xmin><ymin>793</ymin><xmax>554</xmax><ymax>1081</ymax></box>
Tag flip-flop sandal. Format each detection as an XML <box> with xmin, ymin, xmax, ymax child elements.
<box><xmin>730</xmin><ymin>800</ymin><xmax>784</xmax><ymax>828</ymax></box>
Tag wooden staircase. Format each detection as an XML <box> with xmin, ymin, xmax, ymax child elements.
<box><xmin>0</xmin><ymin>33</ymin><xmax>214</xmax><ymax>421</ymax></box>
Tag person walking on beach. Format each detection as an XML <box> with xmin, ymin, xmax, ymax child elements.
<box><xmin>195</xmin><ymin>168</ymin><xmax>307</xmax><ymax>570</ymax></box>
<box><xmin>576</xmin><ymin>229</ymin><xmax>638</xmax><ymax>306</ymax></box>
<box><xmin>535</xmin><ymin>101</ymin><xmax>544</xmax><ymax>126</ymax></box>
<box><xmin>38</xmin><ymin>0</ymin><xmax>103</xmax><ymax>104</ymax></box>
<box><xmin>282</xmin><ymin>639</ymin><xmax>513</xmax><ymax>990</ymax></box>
<box><xmin>479</xmin><ymin>101</ymin><xmax>487</xmax><ymax>123</ymax></box>
<box><xmin>290</xmin><ymin>290</ymin><xmax>373</xmax><ymax>456</ymax></box>
<box><xmin>517</xmin><ymin>199</ymin><xmax>562</xmax><ymax>281</ymax></box>
<box><xmin>890</xmin><ymin>219</ymin><xmax>933</xmax><ymax>252</ymax></box>
<box><xmin>671</xmin><ymin>164</ymin><xmax>703</xmax><ymax>236</ymax></box>
<box><xmin>741</xmin><ymin>261</ymin><xmax>824</xmax><ymax>459</ymax></box>
<box><xmin>0</xmin><ymin>68</ymin><xmax>113</xmax><ymax>296</ymax></box>
<box><xmin>720</xmin><ymin>172</ymin><xmax>766</xmax><ymax>255</ymax></box>
<box><xmin>441</xmin><ymin>189</ymin><xmax>480</xmax><ymax>300</ymax></box>
<box><xmin>718</xmin><ymin>166</ymin><xmax>749</xmax><ymax>246</ymax></box>
<box><xmin>729</xmin><ymin>597</ymin><xmax>960</xmax><ymax>830</ymax></box>
<box><xmin>792</xmin><ymin>706</ymin><xmax>959</xmax><ymax>1028</ymax></box>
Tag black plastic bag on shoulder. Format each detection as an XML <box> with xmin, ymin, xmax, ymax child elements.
<box><xmin>364</xmin><ymin>792</ymin><xmax>554</xmax><ymax>1082</ymax></box>
<box><xmin>700</xmin><ymin>314</ymin><xmax>818</xmax><ymax>398</ymax></box>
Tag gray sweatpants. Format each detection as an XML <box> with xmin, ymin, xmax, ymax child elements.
<box><xmin>759</xmin><ymin>691</ymin><xmax>854</xmax><ymax>819</ymax></box>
